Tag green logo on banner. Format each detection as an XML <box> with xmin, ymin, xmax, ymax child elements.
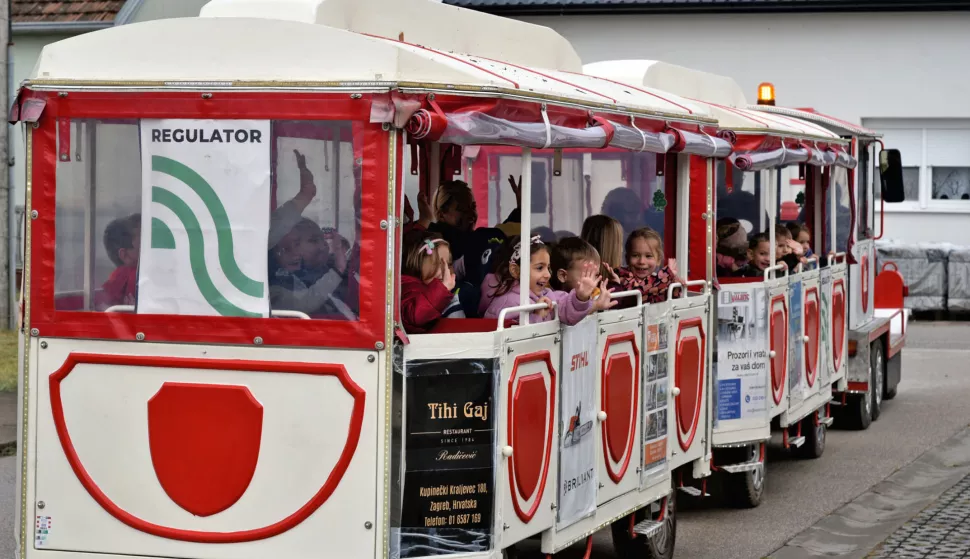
<box><xmin>652</xmin><ymin>189</ymin><xmax>667</xmax><ymax>212</ymax></box>
<box><xmin>150</xmin><ymin>155</ymin><xmax>264</xmax><ymax>317</ymax></box>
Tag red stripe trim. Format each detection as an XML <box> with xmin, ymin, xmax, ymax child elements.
<box><xmin>568</xmin><ymin>71</ymin><xmax>693</xmax><ymax>115</ymax></box>
<box><xmin>470</xmin><ymin>56</ymin><xmax>617</xmax><ymax>103</ymax></box>
<box><xmin>364</xmin><ymin>34</ymin><xmax>520</xmax><ymax>90</ymax></box>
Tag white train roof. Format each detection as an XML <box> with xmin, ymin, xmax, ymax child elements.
<box><xmin>584</xmin><ymin>60</ymin><xmax>844</xmax><ymax>143</ymax></box>
<box><xmin>200</xmin><ymin>0</ymin><xmax>583</xmax><ymax>73</ymax></box>
<box><xmin>749</xmin><ymin>105</ymin><xmax>881</xmax><ymax>139</ymax></box>
<box><xmin>27</xmin><ymin>0</ymin><xmax>713</xmax><ymax>124</ymax></box>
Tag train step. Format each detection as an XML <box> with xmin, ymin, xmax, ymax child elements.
<box><xmin>632</xmin><ymin>518</ymin><xmax>665</xmax><ymax>538</ymax></box>
<box><xmin>787</xmin><ymin>435</ymin><xmax>806</xmax><ymax>448</ymax></box>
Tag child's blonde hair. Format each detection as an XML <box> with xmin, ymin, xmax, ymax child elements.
<box><xmin>433</xmin><ymin>180</ymin><xmax>478</xmax><ymax>230</ymax></box>
<box><xmin>625</xmin><ymin>228</ymin><xmax>664</xmax><ymax>264</ymax></box>
<box><xmin>581</xmin><ymin>214</ymin><xmax>624</xmax><ymax>270</ymax></box>
<box><xmin>402</xmin><ymin>230</ymin><xmax>447</xmax><ymax>280</ymax></box>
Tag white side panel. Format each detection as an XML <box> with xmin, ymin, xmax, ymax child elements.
<box><xmin>31</xmin><ymin>339</ymin><xmax>379</xmax><ymax>559</ymax></box>
<box><xmin>498</xmin><ymin>331</ymin><xmax>559</xmax><ymax>548</ymax></box>
<box><xmin>849</xmin><ymin>238</ymin><xmax>875</xmax><ymax>331</ymax></box>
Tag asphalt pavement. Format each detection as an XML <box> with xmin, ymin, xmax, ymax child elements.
<box><xmin>1</xmin><ymin>321</ymin><xmax>968</xmax><ymax>559</ymax></box>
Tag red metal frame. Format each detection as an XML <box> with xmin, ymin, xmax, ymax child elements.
<box><xmin>27</xmin><ymin>90</ymin><xmax>389</xmax><ymax>349</ymax></box>
<box><xmin>674</xmin><ymin>317</ymin><xmax>706</xmax><ymax>452</ymax></box>
<box><xmin>48</xmin><ymin>352</ymin><xmax>365</xmax><ymax>543</ymax></box>
<box><xmin>507</xmin><ymin>350</ymin><xmax>556</xmax><ymax>524</ymax></box>
<box><xmin>601</xmin><ymin>331</ymin><xmax>640</xmax><ymax>484</ymax></box>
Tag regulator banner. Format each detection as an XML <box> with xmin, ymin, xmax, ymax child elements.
<box><xmin>557</xmin><ymin>317</ymin><xmax>598</xmax><ymax>529</ymax></box>
<box><xmin>714</xmin><ymin>286</ymin><xmax>769</xmax><ymax>430</ymax></box>
<box><xmin>138</xmin><ymin>119</ymin><xmax>271</xmax><ymax>317</ymax></box>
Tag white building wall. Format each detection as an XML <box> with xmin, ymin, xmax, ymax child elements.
<box><xmin>521</xmin><ymin>10</ymin><xmax>970</xmax><ymax>244</ymax></box>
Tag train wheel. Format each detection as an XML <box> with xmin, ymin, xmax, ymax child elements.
<box><xmin>724</xmin><ymin>445</ymin><xmax>765</xmax><ymax>508</ymax></box>
<box><xmin>870</xmin><ymin>339</ymin><xmax>884</xmax><ymax>422</ymax></box>
<box><xmin>611</xmin><ymin>482</ymin><xmax>677</xmax><ymax>559</ymax></box>
<box><xmin>793</xmin><ymin>413</ymin><xmax>826</xmax><ymax>460</ymax></box>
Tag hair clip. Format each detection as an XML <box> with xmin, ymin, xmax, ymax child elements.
<box><xmin>421</xmin><ymin>238</ymin><xmax>446</xmax><ymax>256</ymax></box>
<box><xmin>510</xmin><ymin>235</ymin><xmax>544</xmax><ymax>263</ymax></box>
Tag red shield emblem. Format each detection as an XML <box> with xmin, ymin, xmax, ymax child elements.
<box><xmin>148</xmin><ymin>382</ymin><xmax>263</xmax><ymax>517</ymax></box>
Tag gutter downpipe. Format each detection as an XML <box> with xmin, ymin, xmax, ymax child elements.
<box><xmin>6</xmin><ymin>0</ymin><xmax>12</xmax><ymax>329</ymax></box>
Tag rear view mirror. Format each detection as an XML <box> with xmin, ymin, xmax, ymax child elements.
<box><xmin>879</xmin><ymin>149</ymin><xmax>905</xmax><ymax>203</ymax></box>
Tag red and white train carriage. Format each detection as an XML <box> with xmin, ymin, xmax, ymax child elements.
<box><xmin>12</xmin><ymin>1</ymin><xmax>909</xmax><ymax>559</ymax></box>
<box><xmin>12</xmin><ymin>1</ymin><xmax>724</xmax><ymax>558</ymax></box>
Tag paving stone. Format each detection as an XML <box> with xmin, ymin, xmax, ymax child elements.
<box><xmin>864</xmin><ymin>474</ymin><xmax>970</xmax><ymax>559</ymax></box>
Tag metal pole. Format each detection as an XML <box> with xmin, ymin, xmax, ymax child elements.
<box><xmin>519</xmin><ymin>148</ymin><xmax>532</xmax><ymax>326</ymax></box>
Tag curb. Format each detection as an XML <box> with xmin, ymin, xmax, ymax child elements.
<box><xmin>768</xmin><ymin>424</ymin><xmax>970</xmax><ymax>559</ymax></box>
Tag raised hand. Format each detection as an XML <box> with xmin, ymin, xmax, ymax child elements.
<box><xmin>508</xmin><ymin>175</ymin><xmax>522</xmax><ymax>208</ymax></box>
<box><xmin>324</xmin><ymin>231</ymin><xmax>348</xmax><ymax>274</ymax></box>
<box><xmin>787</xmin><ymin>238</ymin><xmax>804</xmax><ymax>256</ymax></box>
<box><xmin>417</xmin><ymin>190</ymin><xmax>434</xmax><ymax>222</ymax></box>
<box><xmin>441</xmin><ymin>262</ymin><xmax>456</xmax><ymax>291</ymax></box>
<box><xmin>294</xmin><ymin>149</ymin><xmax>317</xmax><ymax>201</ymax></box>
<box><xmin>667</xmin><ymin>258</ymin><xmax>679</xmax><ymax>277</ymax></box>
<box><xmin>603</xmin><ymin>262</ymin><xmax>621</xmax><ymax>284</ymax></box>
<box><xmin>576</xmin><ymin>262</ymin><xmax>601</xmax><ymax>302</ymax></box>
<box><xmin>592</xmin><ymin>280</ymin><xmax>618</xmax><ymax>312</ymax></box>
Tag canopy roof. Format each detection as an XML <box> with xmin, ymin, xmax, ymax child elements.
<box><xmin>27</xmin><ymin>0</ymin><xmax>713</xmax><ymax>124</ymax></box>
<box><xmin>584</xmin><ymin>59</ymin><xmax>844</xmax><ymax>144</ymax></box>
<box><xmin>749</xmin><ymin>105</ymin><xmax>881</xmax><ymax>139</ymax></box>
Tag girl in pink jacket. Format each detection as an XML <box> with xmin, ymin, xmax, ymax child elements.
<box><xmin>482</xmin><ymin>236</ymin><xmax>611</xmax><ymax>325</ymax></box>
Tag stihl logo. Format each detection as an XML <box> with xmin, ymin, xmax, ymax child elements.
<box><xmin>570</xmin><ymin>352</ymin><xmax>589</xmax><ymax>371</ymax></box>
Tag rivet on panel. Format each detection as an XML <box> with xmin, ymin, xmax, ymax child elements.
<box><xmin>37</xmin><ymin>501</ymin><xmax>45</xmax><ymax>509</ymax></box>
<box><xmin>135</xmin><ymin>333</ymin><xmax>145</xmax><ymax>341</ymax></box>
<box><xmin>364</xmin><ymin>521</ymin><xmax>373</xmax><ymax>529</ymax></box>
<box><xmin>375</xmin><ymin>341</ymin><xmax>385</xmax><ymax>351</ymax></box>
<box><xmin>31</xmin><ymin>210</ymin><xmax>38</xmax><ymax>219</ymax></box>
<box><xmin>201</xmin><ymin>93</ymin><xmax>213</xmax><ymax>99</ymax></box>
<box><xmin>40</xmin><ymin>341</ymin><xmax>48</xmax><ymax>349</ymax></box>
<box><xmin>367</xmin><ymin>355</ymin><xmax>376</xmax><ymax>363</ymax></box>
<box><xmin>30</xmin><ymin>328</ymin><xmax>38</xmax><ymax>337</ymax></box>
<box><xmin>254</xmin><ymin>336</ymin><xmax>264</xmax><ymax>345</ymax></box>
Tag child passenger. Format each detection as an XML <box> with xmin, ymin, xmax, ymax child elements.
<box><xmin>549</xmin><ymin>237</ymin><xmax>602</xmax><ymax>292</ymax></box>
<box><xmin>483</xmin><ymin>236</ymin><xmax>611</xmax><ymax>325</ymax></box>
<box><xmin>735</xmin><ymin>233</ymin><xmax>772</xmax><ymax>278</ymax></box>
<box><xmin>97</xmin><ymin>213</ymin><xmax>141</xmax><ymax>310</ymax></box>
<box><xmin>786</xmin><ymin>221</ymin><xmax>815</xmax><ymax>260</ymax></box>
<box><xmin>399</xmin><ymin>231</ymin><xmax>458</xmax><ymax>334</ymax></box>
<box><xmin>716</xmin><ymin>218</ymin><xmax>748</xmax><ymax>276</ymax></box>
<box><xmin>614</xmin><ymin>228</ymin><xmax>682</xmax><ymax>304</ymax></box>
<box><xmin>580</xmin><ymin>214</ymin><xmax>624</xmax><ymax>276</ymax></box>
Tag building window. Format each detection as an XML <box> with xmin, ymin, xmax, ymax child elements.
<box><xmin>863</xmin><ymin>119</ymin><xmax>970</xmax><ymax>211</ymax></box>
<box><xmin>902</xmin><ymin>167</ymin><xmax>920</xmax><ymax>201</ymax></box>
<box><xmin>931</xmin><ymin>167</ymin><xmax>970</xmax><ymax>200</ymax></box>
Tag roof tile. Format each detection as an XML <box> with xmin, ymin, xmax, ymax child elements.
<box><xmin>13</xmin><ymin>0</ymin><xmax>125</xmax><ymax>24</ymax></box>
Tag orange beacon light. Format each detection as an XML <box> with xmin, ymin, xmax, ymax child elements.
<box><xmin>757</xmin><ymin>82</ymin><xmax>776</xmax><ymax>106</ymax></box>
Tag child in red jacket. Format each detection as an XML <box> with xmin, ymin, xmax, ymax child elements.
<box><xmin>96</xmin><ymin>213</ymin><xmax>140</xmax><ymax>310</ymax></box>
<box><xmin>400</xmin><ymin>230</ymin><xmax>457</xmax><ymax>334</ymax></box>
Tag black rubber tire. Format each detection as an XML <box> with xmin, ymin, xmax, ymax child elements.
<box><xmin>870</xmin><ymin>339</ymin><xmax>884</xmax><ymax>422</ymax></box>
<box><xmin>792</xmin><ymin>414</ymin><xmax>826</xmax><ymax>460</ymax></box>
<box><xmin>723</xmin><ymin>445</ymin><xmax>765</xmax><ymax>508</ymax></box>
<box><xmin>611</xmin><ymin>484</ymin><xmax>677</xmax><ymax>559</ymax></box>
